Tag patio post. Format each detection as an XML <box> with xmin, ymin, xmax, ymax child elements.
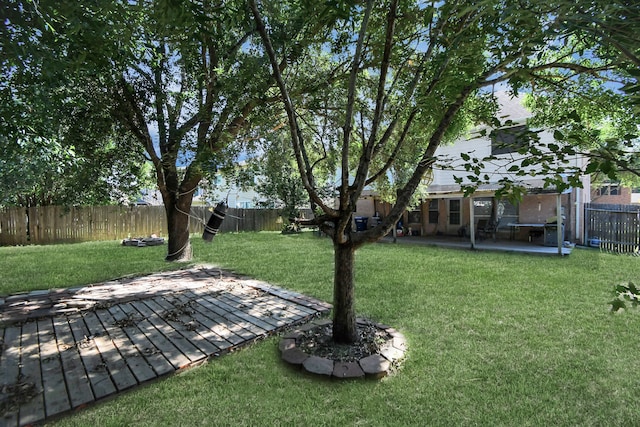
<box><xmin>556</xmin><ymin>193</ymin><xmax>562</xmax><ymax>256</ymax></box>
<box><xmin>469</xmin><ymin>196</ymin><xmax>476</xmax><ymax>249</ymax></box>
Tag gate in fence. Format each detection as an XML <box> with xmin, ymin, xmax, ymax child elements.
<box><xmin>584</xmin><ymin>203</ymin><xmax>640</xmax><ymax>255</ymax></box>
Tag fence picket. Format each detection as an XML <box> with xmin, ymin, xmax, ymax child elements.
<box><xmin>0</xmin><ymin>206</ymin><xmax>307</xmax><ymax>246</ymax></box>
<box><xmin>584</xmin><ymin>203</ymin><xmax>640</xmax><ymax>255</ymax></box>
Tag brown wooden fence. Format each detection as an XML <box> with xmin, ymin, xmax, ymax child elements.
<box><xmin>0</xmin><ymin>206</ymin><xmax>301</xmax><ymax>246</ymax></box>
<box><xmin>584</xmin><ymin>203</ymin><xmax>640</xmax><ymax>255</ymax></box>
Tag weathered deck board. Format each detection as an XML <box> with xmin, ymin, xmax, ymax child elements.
<box><xmin>82</xmin><ymin>311</ymin><xmax>138</xmax><ymax>392</ymax></box>
<box><xmin>119</xmin><ymin>302</ymin><xmax>192</xmax><ymax>370</ymax></box>
<box><xmin>148</xmin><ymin>296</ymin><xmax>222</xmax><ymax>356</ymax></box>
<box><xmin>168</xmin><ymin>294</ymin><xmax>236</xmax><ymax>351</ymax></box>
<box><xmin>67</xmin><ymin>314</ymin><xmax>117</xmax><ymax>400</ymax></box>
<box><xmin>52</xmin><ymin>316</ymin><xmax>95</xmax><ymax>409</ymax></box>
<box><xmin>131</xmin><ymin>300</ymin><xmax>207</xmax><ymax>365</ymax></box>
<box><xmin>107</xmin><ymin>305</ymin><xmax>175</xmax><ymax>377</ymax></box>
<box><xmin>0</xmin><ymin>266</ymin><xmax>331</xmax><ymax>426</ymax></box>
<box><xmin>186</xmin><ymin>291</ymin><xmax>261</xmax><ymax>341</ymax></box>
<box><xmin>220</xmin><ymin>290</ymin><xmax>308</xmax><ymax>325</ymax></box>
<box><xmin>198</xmin><ymin>293</ymin><xmax>270</xmax><ymax>336</ymax></box>
<box><xmin>209</xmin><ymin>294</ymin><xmax>280</xmax><ymax>332</ymax></box>
<box><xmin>37</xmin><ymin>318</ymin><xmax>71</xmax><ymax>418</ymax></box>
<box><xmin>0</xmin><ymin>325</ymin><xmax>22</xmax><ymax>427</ymax></box>
<box><xmin>17</xmin><ymin>321</ymin><xmax>45</xmax><ymax>426</ymax></box>
<box><xmin>95</xmin><ymin>309</ymin><xmax>157</xmax><ymax>384</ymax></box>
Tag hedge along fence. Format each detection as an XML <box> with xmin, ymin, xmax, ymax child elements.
<box><xmin>0</xmin><ymin>205</ymin><xmax>307</xmax><ymax>246</ymax></box>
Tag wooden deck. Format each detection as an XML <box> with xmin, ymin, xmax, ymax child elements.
<box><xmin>0</xmin><ymin>267</ymin><xmax>331</xmax><ymax>426</ymax></box>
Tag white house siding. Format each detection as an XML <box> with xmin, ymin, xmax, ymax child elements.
<box><xmin>425</xmin><ymin>93</ymin><xmax>589</xmax><ymax>244</ymax></box>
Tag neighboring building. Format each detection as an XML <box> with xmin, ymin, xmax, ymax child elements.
<box><xmin>590</xmin><ymin>182</ymin><xmax>637</xmax><ymax>205</ymax></box>
<box><xmin>353</xmin><ymin>92</ymin><xmax>593</xmax><ymax>245</ymax></box>
<box><xmin>192</xmin><ymin>174</ymin><xmax>264</xmax><ymax>208</ymax></box>
<box><xmin>136</xmin><ymin>188</ymin><xmax>163</xmax><ymax>206</ymax></box>
<box><xmin>136</xmin><ymin>173</ymin><xmax>266</xmax><ymax>209</ymax></box>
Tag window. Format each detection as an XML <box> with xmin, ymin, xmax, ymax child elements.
<box><xmin>408</xmin><ymin>210</ymin><xmax>421</xmax><ymax>224</ymax></box>
<box><xmin>490</xmin><ymin>125</ymin><xmax>529</xmax><ymax>155</ymax></box>
<box><xmin>598</xmin><ymin>183</ymin><xmax>621</xmax><ymax>196</ymax></box>
<box><xmin>428</xmin><ymin>200</ymin><xmax>439</xmax><ymax>224</ymax></box>
<box><xmin>498</xmin><ymin>199</ymin><xmax>518</xmax><ymax>226</ymax></box>
<box><xmin>449</xmin><ymin>200</ymin><xmax>461</xmax><ymax>225</ymax></box>
<box><xmin>473</xmin><ymin>198</ymin><xmax>493</xmax><ymax>219</ymax></box>
<box><xmin>473</xmin><ymin>197</ymin><xmax>518</xmax><ymax>226</ymax></box>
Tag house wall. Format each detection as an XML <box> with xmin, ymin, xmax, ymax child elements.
<box><xmin>349</xmin><ymin>93</ymin><xmax>594</xmax><ymax>243</ymax></box>
<box><xmin>360</xmin><ymin>191</ymin><xmax>588</xmax><ymax>243</ymax></box>
<box><xmin>354</xmin><ymin>194</ymin><xmax>377</xmax><ymax>218</ymax></box>
<box><xmin>416</xmin><ymin>197</ymin><xmax>472</xmax><ymax>236</ymax></box>
<box><xmin>590</xmin><ymin>185</ymin><xmax>633</xmax><ymax>205</ymax></box>
<box><xmin>519</xmin><ymin>194</ymin><xmax>560</xmax><ymax>224</ymax></box>
<box><xmin>431</xmin><ymin>130</ymin><xmax>583</xmax><ymax>188</ymax></box>
<box><xmin>351</xmin><ymin>194</ymin><xmax>378</xmax><ymax>230</ymax></box>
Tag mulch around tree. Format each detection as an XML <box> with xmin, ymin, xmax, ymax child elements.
<box><xmin>279</xmin><ymin>318</ymin><xmax>407</xmax><ymax>379</ymax></box>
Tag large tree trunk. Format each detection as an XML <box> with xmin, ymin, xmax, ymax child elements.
<box><xmin>164</xmin><ymin>194</ymin><xmax>193</xmax><ymax>261</ymax></box>
<box><xmin>332</xmin><ymin>241</ymin><xmax>358</xmax><ymax>343</ymax></box>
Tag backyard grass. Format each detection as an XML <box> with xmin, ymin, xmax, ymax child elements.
<box><xmin>2</xmin><ymin>232</ymin><xmax>640</xmax><ymax>426</ymax></box>
<box><xmin>0</xmin><ymin>240</ymin><xmax>180</xmax><ymax>295</ymax></box>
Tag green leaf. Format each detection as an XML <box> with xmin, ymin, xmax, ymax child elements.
<box><xmin>567</xmin><ymin>110</ymin><xmax>581</xmax><ymax>122</ymax></box>
<box><xmin>584</xmin><ymin>161</ymin><xmax>600</xmax><ymax>174</ymax></box>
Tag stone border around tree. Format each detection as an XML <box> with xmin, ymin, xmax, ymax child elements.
<box><xmin>279</xmin><ymin>317</ymin><xmax>407</xmax><ymax>379</ymax></box>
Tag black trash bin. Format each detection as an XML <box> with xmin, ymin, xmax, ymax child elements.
<box><xmin>544</xmin><ymin>223</ymin><xmax>564</xmax><ymax>246</ymax></box>
<box><xmin>354</xmin><ymin>216</ymin><xmax>368</xmax><ymax>232</ymax></box>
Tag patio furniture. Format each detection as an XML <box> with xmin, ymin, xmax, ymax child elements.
<box><xmin>476</xmin><ymin>219</ymin><xmax>499</xmax><ymax>241</ymax></box>
<box><xmin>507</xmin><ymin>223</ymin><xmax>545</xmax><ymax>241</ymax></box>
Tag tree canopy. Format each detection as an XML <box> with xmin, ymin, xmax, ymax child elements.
<box><xmin>2</xmin><ymin>0</ymin><xmax>348</xmax><ymax>258</ymax></box>
<box><xmin>251</xmin><ymin>0</ymin><xmax>639</xmax><ymax>342</ymax></box>
<box><xmin>3</xmin><ymin>0</ymin><xmax>638</xmax><ymax>342</ymax></box>
<box><xmin>1</xmin><ymin>1</ymin><xmax>152</xmax><ymax>207</ymax></box>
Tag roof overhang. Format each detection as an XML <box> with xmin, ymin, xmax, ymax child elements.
<box><xmin>424</xmin><ymin>179</ymin><xmax>572</xmax><ymax>199</ymax></box>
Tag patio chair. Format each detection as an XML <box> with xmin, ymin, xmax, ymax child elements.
<box><xmin>476</xmin><ymin>219</ymin><xmax>499</xmax><ymax>241</ymax></box>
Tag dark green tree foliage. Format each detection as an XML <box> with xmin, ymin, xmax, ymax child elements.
<box><xmin>1</xmin><ymin>1</ymin><xmax>151</xmax><ymax>207</ymax></box>
<box><xmin>252</xmin><ymin>135</ymin><xmax>310</xmax><ymax>221</ymax></box>
<box><xmin>3</xmin><ymin>0</ymin><xmax>343</xmax><ymax>259</ymax></box>
<box><xmin>610</xmin><ymin>283</ymin><xmax>640</xmax><ymax>312</ymax></box>
<box><xmin>464</xmin><ymin>1</ymin><xmax>640</xmax><ymax>194</ymax></box>
<box><xmin>251</xmin><ymin>0</ymin><xmax>635</xmax><ymax>343</ymax></box>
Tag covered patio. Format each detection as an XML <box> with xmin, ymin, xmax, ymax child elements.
<box><xmin>379</xmin><ymin>234</ymin><xmax>574</xmax><ymax>256</ymax></box>
<box><xmin>365</xmin><ymin>178</ymin><xmax>582</xmax><ymax>257</ymax></box>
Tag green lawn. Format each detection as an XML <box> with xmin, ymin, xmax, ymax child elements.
<box><xmin>2</xmin><ymin>232</ymin><xmax>639</xmax><ymax>426</ymax></box>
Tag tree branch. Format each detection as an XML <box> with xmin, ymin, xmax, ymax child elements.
<box><xmin>248</xmin><ymin>0</ymin><xmax>336</xmax><ymax>217</ymax></box>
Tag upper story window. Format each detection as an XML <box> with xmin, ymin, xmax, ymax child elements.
<box><xmin>597</xmin><ymin>183</ymin><xmax>620</xmax><ymax>196</ymax></box>
<box><xmin>490</xmin><ymin>125</ymin><xmax>529</xmax><ymax>155</ymax></box>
